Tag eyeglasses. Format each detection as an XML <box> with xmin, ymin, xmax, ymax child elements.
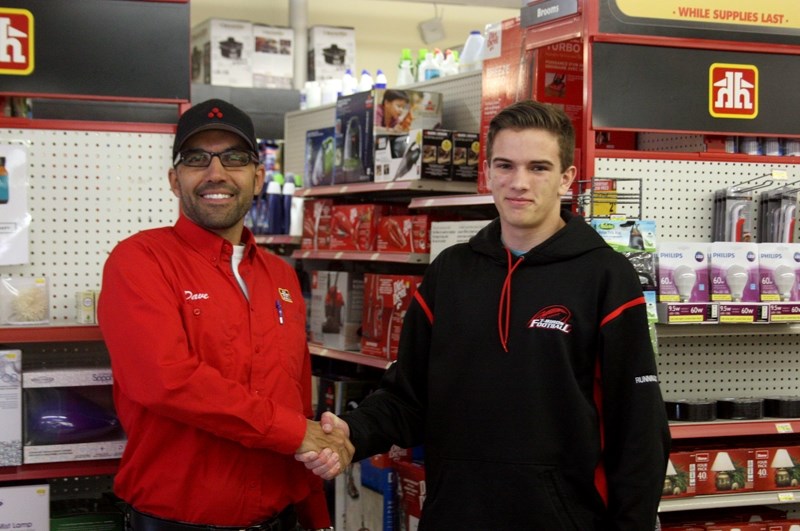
<box><xmin>174</xmin><ymin>149</ymin><xmax>258</xmax><ymax>168</ymax></box>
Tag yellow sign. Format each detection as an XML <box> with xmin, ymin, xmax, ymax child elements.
<box><xmin>614</xmin><ymin>1</ymin><xmax>800</xmax><ymax>30</ymax></box>
<box><xmin>0</xmin><ymin>8</ymin><xmax>34</xmax><ymax>75</ymax></box>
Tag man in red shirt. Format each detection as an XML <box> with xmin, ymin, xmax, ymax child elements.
<box><xmin>99</xmin><ymin>99</ymin><xmax>349</xmax><ymax>530</ymax></box>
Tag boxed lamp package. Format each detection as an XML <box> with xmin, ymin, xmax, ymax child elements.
<box><xmin>657</xmin><ymin>242</ymin><xmax>711</xmax><ymax>303</ymax></box>
<box><xmin>754</xmin><ymin>446</ymin><xmax>800</xmax><ymax>492</ymax></box>
<box><xmin>307</xmin><ymin>25</ymin><xmax>356</xmax><ymax>82</ymax></box>
<box><xmin>305</xmin><ymin>127</ymin><xmax>335</xmax><ymax>187</ymax></box>
<box><xmin>0</xmin><ymin>349</ymin><xmax>21</xmax><ymax>466</ymax></box>
<box><xmin>0</xmin><ymin>484</ymin><xmax>49</xmax><ymax>529</ymax></box>
<box><xmin>334</xmin><ymin>89</ymin><xmax>443</xmax><ymax>184</ymax></box>
<box><xmin>693</xmin><ymin>448</ymin><xmax>755</xmax><ymax>495</ymax></box>
<box><xmin>361</xmin><ymin>274</ymin><xmax>423</xmax><ymax>360</ymax></box>
<box><xmin>373</xmin><ymin>129</ymin><xmax>451</xmax><ymax>183</ymax></box>
<box><xmin>662</xmin><ymin>451</ymin><xmax>695</xmax><ymax>498</ymax></box>
<box><xmin>309</xmin><ymin>271</ymin><xmax>364</xmax><ymax>351</ymax></box>
<box><xmin>191</xmin><ymin>18</ymin><xmax>254</xmax><ymax>87</ymax></box>
<box><xmin>23</xmin><ymin>367</ymin><xmax>126</xmax><ymax>464</ymax></box>
<box><xmin>252</xmin><ymin>24</ymin><xmax>294</xmax><ymax>89</ymax></box>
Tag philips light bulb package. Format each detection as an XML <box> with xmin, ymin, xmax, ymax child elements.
<box><xmin>758</xmin><ymin>243</ymin><xmax>800</xmax><ymax>302</ymax></box>
<box><xmin>710</xmin><ymin>242</ymin><xmax>760</xmax><ymax>302</ymax></box>
<box><xmin>657</xmin><ymin>243</ymin><xmax>710</xmax><ymax>303</ymax></box>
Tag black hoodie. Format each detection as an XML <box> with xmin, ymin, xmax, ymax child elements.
<box><xmin>343</xmin><ymin>211</ymin><xmax>670</xmax><ymax>530</ymax></box>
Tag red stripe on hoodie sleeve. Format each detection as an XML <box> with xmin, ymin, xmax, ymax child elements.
<box><xmin>600</xmin><ymin>296</ymin><xmax>645</xmax><ymax>327</ymax></box>
<box><xmin>413</xmin><ymin>290</ymin><xmax>433</xmax><ymax>324</ymax></box>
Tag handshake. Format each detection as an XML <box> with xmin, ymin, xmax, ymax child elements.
<box><xmin>295</xmin><ymin>412</ymin><xmax>354</xmax><ymax>480</ymax></box>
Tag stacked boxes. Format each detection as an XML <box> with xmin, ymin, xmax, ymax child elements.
<box><xmin>307</xmin><ymin>25</ymin><xmax>356</xmax><ymax>82</ymax></box>
<box><xmin>301</xmin><ymin>199</ymin><xmax>333</xmax><ymax>250</ymax></box>
<box><xmin>329</xmin><ymin>204</ymin><xmax>390</xmax><ymax>252</ymax></box>
<box><xmin>0</xmin><ymin>349</ymin><xmax>21</xmax><ymax>466</ymax></box>
<box><xmin>191</xmin><ymin>19</ymin><xmax>295</xmax><ymax>88</ymax></box>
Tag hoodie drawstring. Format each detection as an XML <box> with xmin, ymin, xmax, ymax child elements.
<box><xmin>498</xmin><ymin>248</ymin><xmax>524</xmax><ymax>352</ymax></box>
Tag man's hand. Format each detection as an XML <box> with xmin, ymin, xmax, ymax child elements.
<box><xmin>295</xmin><ymin>412</ymin><xmax>352</xmax><ymax>480</ymax></box>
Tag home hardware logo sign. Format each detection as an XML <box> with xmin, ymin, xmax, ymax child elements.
<box><xmin>0</xmin><ymin>7</ymin><xmax>33</xmax><ymax>75</ymax></box>
<box><xmin>709</xmin><ymin>63</ymin><xmax>758</xmax><ymax>119</ymax></box>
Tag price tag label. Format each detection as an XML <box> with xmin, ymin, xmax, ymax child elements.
<box><xmin>778</xmin><ymin>492</ymin><xmax>796</xmax><ymax>502</ymax></box>
<box><xmin>775</xmin><ymin>423</ymin><xmax>794</xmax><ymax>433</ymax></box>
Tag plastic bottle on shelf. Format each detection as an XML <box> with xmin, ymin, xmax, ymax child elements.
<box><xmin>397</xmin><ymin>48</ymin><xmax>415</xmax><ymax>86</ymax></box>
<box><xmin>418</xmin><ymin>52</ymin><xmax>441</xmax><ymax>81</ymax></box>
<box><xmin>341</xmin><ymin>68</ymin><xmax>356</xmax><ymax>96</ymax></box>
<box><xmin>374</xmin><ymin>69</ymin><xmax>388</xmax><ymax>89</ymax></box>
<box><xmin>441</xmin><ymin>49</ymin><xmax>459</xmax><ymax>77</ymax></box>
<box><xmin>304</xmin><ymin>80</ymin><xmax>321</xmax><ymax>108</ymax></box>
<box><xmin>265</xmin><ymin>179</ymin><xmax>284</xmax><ymax>235</ymax></box>
<box><xmin>416</xmin><ymin>48</ymin><xmax>429</xmax><ymax>82</ymax></box>
<box><xmin>281</xmin><ymin>179</ymin><xmax>296</xmax><ymax>236</ymax></box>
<box><xmin>459</xmin><ymin>30</ymin><xmax>485</xmax><ymax>73</ymax></box>
<box><xmin>357</xmin><ymin>69</ymin><xmax>374</xmax><ymax>92</ymax></box>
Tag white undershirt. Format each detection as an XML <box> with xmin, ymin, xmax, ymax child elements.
<box><xmin>231</xmin><ymin>245</ymin><xmax>249</xmax><ymax>299</ymax></box>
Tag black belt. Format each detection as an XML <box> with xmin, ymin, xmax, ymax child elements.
<box><xmin>126</xmin><ymin>504</ymin><xmax>297</xmax><ymax>531</ymax></box>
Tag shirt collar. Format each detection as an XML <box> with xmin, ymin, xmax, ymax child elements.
<box><xmin>174</xmin><ymin>214</ymin><xmax>258</xmax><ymax>263</ymax></box>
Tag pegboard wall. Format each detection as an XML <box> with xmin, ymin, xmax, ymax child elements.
<box><xmin>597</xmin><ymin>156</ymin><xmax>800</xmax><ymax>398</ymax></box>
<box><xmin>0</xmin><ymin>128</ymin><xmax>176</xmax><ymax>322</ymax></box>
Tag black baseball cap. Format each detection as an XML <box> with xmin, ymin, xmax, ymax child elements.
<box><xmin>172</xmin><ymin>99</ymin><xmax>258</xmax><ymax>159</ymax></box>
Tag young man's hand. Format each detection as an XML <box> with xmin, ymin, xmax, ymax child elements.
<box><xmin>295</xmin><ymin>412</ymin><xmax>352</xmax><ymax>480</ymax></box>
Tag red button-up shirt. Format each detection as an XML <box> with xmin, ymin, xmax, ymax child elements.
<box><xmin>98</xmin><ymin>214</ymin><xmax>328</xmax><ymax>528</ymax></box>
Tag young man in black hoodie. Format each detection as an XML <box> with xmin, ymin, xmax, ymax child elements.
<box><xmin>297</xmin><ymin>100</ymin><xmax>671</xmax><ymax>530</ymax></box>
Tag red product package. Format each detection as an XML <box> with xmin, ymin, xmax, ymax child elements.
<box><xmin>360</xmin><ymin>273</ymin><xmax>422</xmax><ymax>360</ymax></box>
<box><xmin>329</xmin><ymin>203</ymin><xmax>389</xmax><ymax>251</ymax></box>
<box><xmin>376</xmin><ymin>215</ymin><xmax>431</xmax><ymax>254</ymax></box>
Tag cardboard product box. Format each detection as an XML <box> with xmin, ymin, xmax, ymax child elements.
<box><xmin>191</xmin><ymin>18</ymin><xmax>254</xmax><ymax>88</ymax></box>
<box><xmin>50</xmin><ymin>498</ymin><xmax>125</xmax><ymax>531</ymax></box>
<box><xmin>478</xmin><ymin>16</ymin><xmax>583</xmax><ymax>193</ymax></box>
<box><xmin>252</xmin><ymin>24</ymin><xmax>294</xmax><ymax>89</ymax></box>
<box><xmin>693</xmin><ymin>448</ymin><xmax>755</xmax><ymax>495</ymax></box>
<box><xmin>308</xmin><ymin>25</ymin><xmax>356</xmax><ymax>82</ymax></box>
<box><xmin>360</xmin><ymin>274</ymin><xmax>423</xmax><ymax>361</ymax></box>
<box><xmin>662</xmin><ymin>451</ymin><xmax>696</xmax><ymax>498</ymax></box>
<box><xmin>305</xmin><ymin>127</ymin><xmax>336</xmax><ymax>187</ymax></box>
<box><xmin>0</xmin><ymin>484</ymin><xmax>49</xmax><ymax>529</ymax></box>
<box><xmin>0</xmin><ymin>349</ymin><xmax>21</xmax><ymax>466</ymax></box>
<box><xmin>374</xmin><ymin>129</ymin><xmax>451</xmax><ymax>183</ymax></box>
<box><xmin>376</xmin><ymin>215</ymin><xmax>432</xmax><ymax>254</ymax></box>
<box><xmin>329</xmin><ymin>204</ymin><xmax>389</xmax><ymax>252</ymax></box>
<box><xmin>75</xmin><ymin>290</ymin><xmax>97</xmax><ymax>324</ymax></box>
<box><xmin>451</xmin><ymin>131</ymin><xmax>480</xmax><ymax>182</ymax></box>
<box><xmin>301</xmin><ymin>198</ymin><xmax>333</xmax><ymax>250</ymax></box>
<box><xmin>309</xmin><ymin>271</ymin><xmax>364</xmax><ymax>351</ymax></box>
<box><xmin>22</xmin><ymin>368</ymin><xmax>126</xmax><ymax>464</ymax></box>
<box><xmin>658</xmin><ymin>242</ymin><xmax>711</xmax><ymax>303</ymax></box>
<box><xmin>334</xmin><ymin>90</ymin><xmax>443</xmax><ymax>184</ymax></box>
<box><xmin>710</xmin><ymin>242</ymin><xmax>760</xmax><ymax>303</ymax></box>
<box><xmin>396</xmin><ymin>461</ymin><xmax>426</xmax><ymax>531</ymax></box>
<box><xmin>754</xmin><ymin>446</ymin><xmax>800</xmax><ymax>492</ymax></box>
<box><xmin>359</xmin><ymin>458</ymin><xmax>397</xmax><ymax>531</ymax></box>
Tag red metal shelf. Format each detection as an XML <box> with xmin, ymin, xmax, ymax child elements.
<box><xmin>292</xmin><ymin>249</ymin><xmax>429</xmax><ymax>264</ymax></box>
<box><xmin>0</xmin><ymin>459</ymin><xmax>119</xmax><ymax>482</ymax></box>
<box><xmin>0</xmin><ymin>325</ymin><xmax>103</xmax><ymax>344</ymax></box>
<box><xmin>670</xmin><ymin>419</ymin><xmax>800</xmax><ymax>439</ymax></box>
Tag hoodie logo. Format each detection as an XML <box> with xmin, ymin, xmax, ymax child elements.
<box><xmin>528</xmin><ymin>305</ymin><xmax>572</xmax><ymax>334</ymax></box>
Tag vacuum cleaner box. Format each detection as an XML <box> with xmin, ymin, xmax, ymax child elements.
<box><xmin>307</xmin><ymin>25</ymin><xmax>356</xmax><ymax>82</ymax></box>
<box><xmin>374</xmin><ymin>129</ymin><xmax>451</xmax><ymax>183</ymax></box>
<box><xmin>335</xmin><ymin>89</ymin><xmax>443</xmax><ymax>184</ymax></box>
<box><xmin>376</xmin><ymin>215</ymin><xmax>432</xmax><ymax>254</ymax></box>
<box><xmin>329</xmin><ymin>204</ymin><xmax>390</xmax><ymax>252</ymax></box>
<box><xmin>309</xmin><ymin>270</ymin><xmax>364</xmax><ymax>351</ymax></box>
<box><xmin>252</xmin><ymin>24</ymin><xmax>294</xmax><ymax>89</ymax></box>
<box><xmin>305</xmin><ymin>127</ymin><xmax>335</xmax><ymax>187</ymax></box>
<box><xmin>361</xmin><ymin>274</ymin><xmax>422</xmax><ymax>360</ymax></box>
<box><xmin>301</xmin><ymin>199</ymin><xmax>333</xmax><ymax>250</ymax></box>
<box><xmin>22</xmin><ymin>368</ymin><xmax>126</xmax><ymax>463</ymax></box>
<box><xmin>0</xmin><ymin>349</ymin><xmax>21</xmax><ymax>466</ymax></box>
<box><xmin>191</xmin><ymin>18</ymin><xmax>254</xmax><ymax>88</ymax></box>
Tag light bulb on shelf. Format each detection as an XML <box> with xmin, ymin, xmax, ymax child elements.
<box><xmin>673</xmin><ymin>265</ymin><xmax>697</xmax><ymax>302</ymax></box>
<box><xmin>774</xmin><ymin>265</ymin><xmax>796</xmax><ymax>302</ymax></box>
<box><xmin>725</xmin><ymin>264</ymin><xmax>749</xmax><ymax>302</ymax></box>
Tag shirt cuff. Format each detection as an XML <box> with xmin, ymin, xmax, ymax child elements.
<box><xmin>268</xmin><ymin>404</ymin><xmax>307</xmax><ymax>454</ymax></box>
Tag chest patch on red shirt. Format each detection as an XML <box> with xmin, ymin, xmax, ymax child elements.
<box><xmin>278</xmin><ymin>288</ymin><xmax>292</xmax><ymax>303</ymax></box>
<box><xmin>527</xmin><ymin>305</ymin><xmax>572</xmax><ymax>334</ymax></box>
